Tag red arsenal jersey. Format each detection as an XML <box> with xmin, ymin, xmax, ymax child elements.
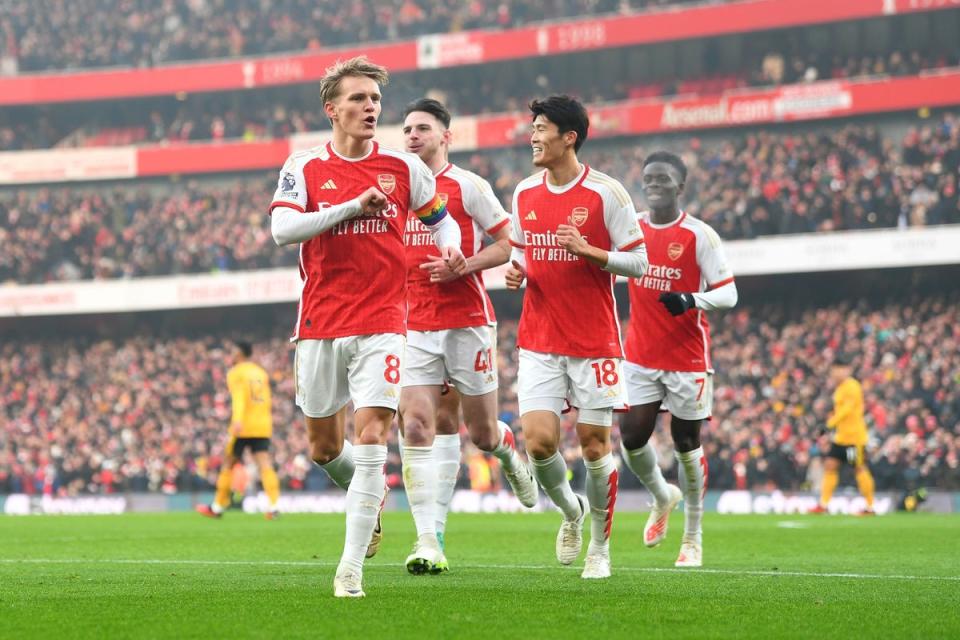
<box><xmin>405</xmin><ymin>163</ymin><xmax>509</xmax><ymax>331</ymax></box>
<box><xmin>509</xmin><ymin>165</ymin><xmax>644</xmax><ymax>358</ymax></box>
<box><xmin>269</xmin><ymin>141</ymin><xmax>444</xmax><ymax>340</ymax></box>
<box><xmin>624</xmin><ymin>212</ymin><xmax>734</xmax><ymax>372</ymax></box>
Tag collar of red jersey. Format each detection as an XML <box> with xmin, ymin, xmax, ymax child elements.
<box><xmin>543</xmin><ymin>163</ymin><xmax>588</xmax><ymax>195</ymax></box>
<box><xmin>327</xmin><ymin>140</ymin><xmax>378</xmax><ymax>162</ymax></box>
<box><xmin>645</xmin><ymin>211</ymin><xmax>687</xmax><ymax>229</ymax></box>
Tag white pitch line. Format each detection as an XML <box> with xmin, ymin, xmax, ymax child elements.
<box><xmin>0</xmin><ymin>558</ymin><xmax>958</xmax><ymax>583</ymax></box>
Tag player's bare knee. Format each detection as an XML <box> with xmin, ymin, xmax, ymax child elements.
<box><xmin>620</xmin><ymin>429</ymin><xmax>652</xmax><ymax>451</ymax></box>
<box><xmin>525</xmin><ymin>438</ymin><xmax>557</xmax><ymax>460</ymax></box>
<box><xmin>402</xmin><ymin>413</ymin><xmax>432</xmax><ymax>446</ymax></box>
<box><xmin>670</xmin><ymin>418</ymin><xmax>701</xmax><ymax>452</ymax></box>
<box><xmin>355</xmin><ymin>427</ymin><xmax>385</xmax><ymax>446</ymax></box>
<box><xmin>620</xmin><ymin>406</ymin><xmax>658</xmax><ymax>450</ymax></box>
<box><xmin>673</xmin><ymin>434</ymin><xmax>700</xmax><ymax>452</ymax></box>
<box><xmin>435</xmin><ymin>418</ymin><xmax>459</xmax><ymax>435</ymax></box>
<box><xmin>468</xmin><ymin>426</ymin><xmax>498</xmax><ymax>452</ymax></box>
<box><xmin>579</xmin><ymin>437</ymin><xmax>610</xmax><ymax>462</ymax></box>
<box><xmin>311</xmin><ymin>440</ymin><xmax>343</xmax><ymax>465</ymax></box>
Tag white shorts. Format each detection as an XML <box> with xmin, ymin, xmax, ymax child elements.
<box><xmin>624</xmin><ymin>361</ymin><xmax>713</xmax><ymax>421</ymax></box>
<box><xmin>517</xmin><ymin>349</ymin><xmax>626</xmax><ymax>420</ymax></box>
<box><xmin>295</xmin><ymin>334</ymin><xmax>405</xmax><ymax>418</ymax></box>
<box><xmin>403</xmin><ymin>325</ymin><xmax>498</xmax><ymax>396</ymax></box>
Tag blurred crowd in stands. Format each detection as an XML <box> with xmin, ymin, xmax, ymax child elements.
<box><xmin>2</xmin><ymin>46</ymin><xmax>956</xmax><ymax>152</ymax></box>
<box><xmin>0</xmin><ymin>180</ymin><xmax>286</xmax><ymax>283</ymax></box>
<box><xmin>3</xmin><ymin>113</ymin><xmax>957</xmax><ymax>284</ymax></box>
<box><xmin>2</xmin><ymin>295</ymin><xmax>957</xmax><ymax>497</ymax></box>
<box><xmin>480</xmin><ymin>114</ymin><xmax>960</xmax><ymax>239</ymax></box>
<box><xmin>0</xmin><ymin>0</ymin><xmax>718</xmax><ymax>73</ymax></box>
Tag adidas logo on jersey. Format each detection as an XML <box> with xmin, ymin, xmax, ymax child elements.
<box><xmin>525</xmin><ymin>210</ymin><xmax>537</xmax><ymax>220</ymax></box>
<box><xmin>321</xmin><ymin>179</ymin><xmax>338</xmax><ymax>190</ymax></box>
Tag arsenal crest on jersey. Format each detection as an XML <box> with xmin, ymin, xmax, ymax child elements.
<box><xmin>667</xmin><ymin>242</ymin><xmax>684</xmax><ymax>260</ymax></box>
<box><xmin>438</xmin><ymin>192</ymin><xmax>449</xmax><ymax>204</ymax></box>
<box><xmin>571</xmin><ymin>206</ymin><xmax>589</xmax><ymax>227</ymax></box>
<box><xmin>377</xmin><ymin>174</ymin><xmax>396</xmax><ymax>195</ymax></box>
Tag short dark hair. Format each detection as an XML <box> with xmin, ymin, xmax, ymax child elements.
<box><xmin>832</xmin><ymin>352</ymin><xmax>854</xmax><ymax>367</ymax></box>
<box><xmin>529</xmin><ymin>95</ymin><xmax>589</xmax><ymax>152</ymax></box>
<box><xmin>403</xmin><ymin>98</ymin><xmax>451</xmax><ymax>129</ymax></box>
<box><xmin>643</xmin><ymin>150</ymin><xmax>688</xmax><ymax>183</ymax></box>
<box><xmin>235</xmin><ymin>341</ymin><xmax>253</xmax><ymax>358</ymax></box>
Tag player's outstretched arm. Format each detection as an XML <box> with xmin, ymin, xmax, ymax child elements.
<box><xmin>271</xmin><ymin>187</ymin><xmax>387</xmax><ymax>245</ymax></box>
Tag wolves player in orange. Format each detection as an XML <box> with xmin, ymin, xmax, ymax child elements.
<box><xmin>269</xmin><ymin>57</ymin><xmax>465</xmax><ymax>598</ymax></box>
<box><xmin>620</xmin><ymin>151</ymin><xmax>738</xmax><ymax>568</ymax></box>
<box><xmin>505</xmin><ymin>96</ymin><xmax>648</xmax><ymax>579</ymax></box>
<box><xmin>400</xmin><ymin>98</ymin><xmax>537</xmax><ymax>569</ymax></box>
<box><xmin>196</xmin><ymin>341</ymin><xmax>281</xmax><ymax>519</ymax></box>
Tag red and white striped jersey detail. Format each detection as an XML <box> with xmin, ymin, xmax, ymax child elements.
<box><xmin>405</xmin><ymin>163</ymin><xmax>509</xmax><ymax>331</ymax></box>
<box><xmin>510</xmin><ymin>165</ymin><xmax>643</xmax><ymax>358</ymax></box>
<box><xmin>624</xmin><ymin>211</ymin><xmax>734</xmax><ymax>372</ymax></box>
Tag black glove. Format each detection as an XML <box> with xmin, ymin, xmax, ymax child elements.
<box><xmin>658</xmin><ymin>292</ymin><xmax>696</xmax><ymax>316</ymax></box>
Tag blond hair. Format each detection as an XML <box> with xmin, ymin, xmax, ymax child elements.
<box><xmin>319</xmin><ymin>56</ymin><xmax>389</xmax><ymax>106</ymax></box>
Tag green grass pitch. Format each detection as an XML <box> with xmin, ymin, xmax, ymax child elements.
<box><xmin>1</xmin><ymin>512</ymin><xmax>958</xmax><ymax>639</ymax></box>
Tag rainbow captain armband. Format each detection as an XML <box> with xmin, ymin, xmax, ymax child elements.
<box><xmin>414</xmin><ymin>193</ymin><xmax>448</xmax><ymax>226</ymax></box>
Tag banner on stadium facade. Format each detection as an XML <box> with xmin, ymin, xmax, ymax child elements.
<box><xmin>3</xmin><ymin>226</ymin><xmax>958</xmax><ymax>317</ymax></box>
<box><xmin>0</xmin><ymin>0</ymin><xmax>951</xmax><ymax>106</ymax></box>
<box><xmin>1</xmin><ymin>70</ymin><xmax>958</xmax><ymax>186</ymax></box>
<box><xmin>0</xmin><ymin>269</ymin><xmax>301</xmax><ymax>317</ymax></box>
<box><xmin>0</xmin><ymin>147</ymin><xmax>136</xmax><ymax>184</ymax></box>
<box><xmin>658</xmin><ymin>81</ymin><xmax>853</xmax><ymax>130</ymax></box>
<box><xmin>723</xmin><ymin>225</ymin><xmax>960</xmax><ymax>276</ymax></box>
<box><xmin>136</xmin><ymin>140</ymin><xmax>288</xmax><ymax>177</ymax></box>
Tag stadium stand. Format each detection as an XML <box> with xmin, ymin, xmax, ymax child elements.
<box><xmin>1</xmin><ymin>47</ymin><xmax>956</xmax><ymax>151</ymax></box>
<box><xmin>0</xmin><ymin>0</ymin><xmax>723</xmax><ymax>72</ymax></box>
<box><xmin>3</xmin><ymin>112</ymin><xmax>957</xmax><ymax>284</ymax></box>
<box><xmin>2</xmin><ymin>290</ymin><xmax>957</xmax><ymax>496</ymax></box>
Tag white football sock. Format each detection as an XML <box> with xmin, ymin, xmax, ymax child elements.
<box><xmin>676</xmin><ymin>447</ymin><xmax>706</xmax><ymax>546</ymax></box>
<box><xmin>433</xmin><ymin>434</ymin><xmax>461</xmax><ymax>534</ymax></box>
<box><xmin>338</xmin><ymin>444</ymin><xmax>386</xmax><ymax>574</ymax></box>
<box><xmin>490</xmin><ymin>420</ymin><xmax>523</xmax><ymax>474</ymax></box>
<box><xmin>531</xmin><ymin>451</ymin><xmax>581</xmax><ymax>521</ymax></box>
<box><xmin>620</xmin><ymin>441</ymin><xmax>671</xmax><ymax>505</ymax></box>
<box><xmin>319</xmin><ymin>440</ymin><xmax>354</xmax><ymax>491</ymax></box>
<box><xmin>584</xmin><ymin>454</ymin><xmax>618</xmax><ymax>555</ymax></box>
<box><xmin>402</xmin><ymin>445</ymin><xmax>437</xmax><ymax>538</ymax></box>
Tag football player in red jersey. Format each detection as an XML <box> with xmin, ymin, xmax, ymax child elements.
<box><xmin>269</xmin><ymin>57</ymin><xmax>466</xmax><ymax>598</ymax></box>
<box><xmin>505</xmin><ymin>96</ymin><xmax>648</xmax><ymax>579</ymax></box>
<box><xmin>399</xmin><ymin>98</ymin><xmax>538</xmax><ymax>569</ymax></box>
<box><xmin>620</xmin><ymin>151</ymin><xmax>738</xmax><ymax>568</ymax></box>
